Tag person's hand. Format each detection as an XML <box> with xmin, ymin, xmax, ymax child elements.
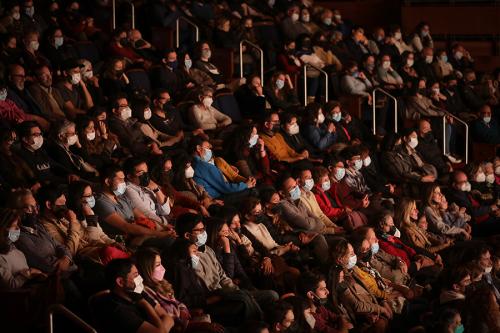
<box><xmin>367</xmin><ymin>94</ymin><xmax>373</xmax><ymax>105</ymax></box>
<box><xmin>287</xmin><ymin>242</ymin><xmax>300</xmax><ymax>252</ymax></box>
<box><xmin>299</xmin><ymin>232</ymin><xmax>317</xmax><ymax>245</ymax></box>
<box><xmin>220</xmin><ymin>236</ymin><xmax>231</xmax><ymax>253</ymax></box>
<box><xmin>246</xmin><ymin>177</ymin><xmax>256</xmax><ymax>188</ymax></box>
<box><xmin>99</xmin><ymin>120</ymin><xmax>108</xmax><ymax>136</ymax></box>
<box><xmin>491</xmin><ymin>204</ymin><xmax>499</xmax><ymax>212</ymax></box>
<box><xmin>228</xmin><ymin>229</ymin><xmax>242</xmax><ymax>245</ymax></box>
<box><xmin>362</xmin><ymin>195</ymin><xmax>370</xmax><ymax>208</ymax></box>
<box><xmin>65</xmin><ymin>209</ymin><xmax>78</xmax><ymax>222</ymax></box>
<box><xmin>398</xmin><ymin>260</ymin><xmax>408</xmax><ymax>274</ymax></box>
<box><xmin>463</xmin><ymin>223</ymin><xmax>472</xmax><ymax>234</ymax></box>
<box><xmin>339</xmin><ymin>316</ymin><xmax>354</xmax><ymax>330</ymax></box>
<box><xmin>28</xmin><ymin>268</ymin><xmax>46</xmax><ymax>278</ymax></box>
<box><xmin>192</xmin><ymin>128</ymin><xmax>205</xmax><ymax>137</ymax></box>
<box><xmin>255</xmin><ymin>85</ymin><xmax>264</xmax><ymax>96</ymax></box>
<box><xmin>459</xmin><ymin>206</ymin><xmax>467</xmax><ymax>214</ymax></box>
<box><xmin>30</xmin><ymin>182</ymin><xmax>42</xmax><ymax>193</ymax></box>
<box><xmin>158</xmin><ymin>229</ymin><xmax>177</xmax><ymax>239</ymax></box>
<box><xmin>386</xmin><ymin>184</ymin><xmax>395</xmax><ymax>194</ymax></box>
<box><xmin>261</xmin><ymin>257</ymin><xmax>274</xmax><ymax>275</ymax></box>
<box><xmin>55</xmin><ymin>256</ymin><xmax>71</xmax><ymax>273</ymax></box>
<box><xmin>68</xmin><ymin>174</ymin><xmax>80</xmax><ymax>183</ymax></box>
<box><xmin>334</xmin><ymin>226</ymin><xmax>345</xmax><ymax>234</ymax></box>
<box><xmin>301</xmin><ymin>150</ymin><xmax>309</xmax><ymax>159</ymax></box>
<box><xmin>186</xmin><ymin>82</ymin><xmax>195</xmax><ymax>88</ymax></box>
<box><xmin>358</xmin><ymin>71</ymin><xmax>367</xmax><ymax>80</ymax></box>
<box><xmin>327</xmin><ymin>122</ymin><xmax>336</xmax><ymax>133</ymax></box>
<box><xmin>230</xmin><ymin>165</ymin><xmax>239</xmax><ymax>174</ymax></box>
<box><xmin>380</xmin><ymin>305</ymin><xmax>392</xmax><ymax>319</ymax></box>
<box><xmin>213</xmin><ymin>199</ymin><xmax>224</xmax><ymax>206</ymax></box>
<box><xmin>199</xmin><ymin>205</ymin><xmax>210</xmax><ymax>217</ymax></box>
<box><xmin>147</xmin><ymin>179</ymin><xmax>159</xmax><ymax>190</ymax></box>
<box><xmin>421</xmin><ymin>175</ymin><xmax>436</xmax><ymax>182</ymax></box>
<box><xmin>435</xmin><ymin>254</ymin><xmax>443</xmax><ymax>267</ymax></box>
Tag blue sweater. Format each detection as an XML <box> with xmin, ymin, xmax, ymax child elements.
<box><xmin>192</xmin><ymin>156</ymin><xmax>247</xmax><ymax>198</ymax></box>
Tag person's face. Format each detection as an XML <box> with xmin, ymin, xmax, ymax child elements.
<box><xmin>155</xmin><ymin>92</ymin><xmax>171</xmax><ymax>110</ymax></box>
<box><xmin>166</xmin><ymin>52</ymin><xmax>177</xmax><ymax>63</ymax></box>
<box><xmin>381</xmin><ymin>55</ymin><xmax>390</xmax><ymax>63</ymax></box>
<box><xmin>37</xmin><ymin>67</ymin><xmax>52</xmax><ymax>87</ymax></box>
<box><xmin>381</xmin><ymin>216</ymin><xmax>394</xmax><ymax>233</ymax></box>
<box><xmin>281</xmin><ymin>310</ymin><xmax>295</xmax><ymax>329</ymax></box>
<box><xmin>269</xmin><ymin>192</ymin><xmax>281</xmax><ymax>206</ymax></box>
<box><xmin>22</xmin><ymin>193</ymin><xmax>38</xmax><ymax>215</ymax></box>
<box><xmin>419</xmin><ymin>120</ymin><xmax>431</xmax><ymax>136</ymax></box>
<box><xmin>84</xmin><ymin>121</ymin><xmax>95</xmax><ymax>135</ymax></box>
<box><xmin>221</xmin><ymin>20</ymin><xmax>230</xmax><ymax>32</ymax></box>
<box><xmin>339</xmin><ymin>243</ymin><xmax>355</xmax><ymax>267</ymax></box>
<box><xmin>23</xmin><ymin>125</ymin><xmax>42</xmax><ymax>146</ymax></box>
<box><xmin>417</xmin><ymin>216</ymin><xmax>428</xmax><ymax>230</ymax></box>
<box><xmin>432</xmin><ymin>186</ymin><xmax>443</xmax><ymax>204</ymax></box>
<box><xmin>365</xmin><ymin>56</ymin><xmax>375</xmax><ymax>68</ymax></box>
<box><xmin>219</xmin><ymin>223</ymin><xmax>230</xmax><ymax>238</ymax></box>
<box><xmin>197</xmin><ymin>141</ymin><xmax>212</xmax><ymax>158</ymax></box>
<box><xmin>315</xmin><ymin>280</ymin><xmax>329</xmax><ymax>299</ymax></box>
<box><xmin>330</xmin><ymin>161</ymin><xmax>344</xmax><ymax>178</ymax></box>
<box><xmin>410</xmin><ymin>204</ymin><xmax>419</xmax><ymax>220</ymax></box>
<box><xmin>288</xmin><ymin>6</ymin><xmax>300</xmax><ymax>17</ymax></box>
<box><xmin>348</xmin><ymin>155</ymin><xmax>362</xmax><ymax>169</ymax></box>
<box><xmin>374</xmin><ymin>28</ymin><xmax>384</xmax><ymax>41</ymax></box>
<box><xmin>251</xmin><ymin>76</ymin><xmax>261</xmax><ymax>88</ymax></box>
<box><xmin>61</xmin><ymin>124</ymin><xmax>77</xmax><ymax>144</ymax></box>
<box><xmin>330</xmin><ymin>106</ymin><xmax>342</xmax><ymax>119</ymax></box>
<box><xmin>114</xmin><ymin>60</ymin><xmax>124</xmax><ymax>73</ymax></box>
<box><xmin>82</xmin><ymin>185</ymin><xmax>93</xmax><ymax>204</ymax></box>
<box><xmin>117</xmin><ymin>264</ymin><xmax>139</xmax><ymax>290</ymax></box>
<box><xmin>11</xmin><ymin>5</ymin><xmax>20</xmax><ymax>18</ymax></box>
<box><xmin>338</xmin><ymin>270</ymin><xmax>344</xmax><ymax>283</ymax></box>
<box><xmin>6</xmin><ymin>37</ymin><xmax>17</xmax><ymax>49</ymax></box>
<box><xmin>318</xmin><ymin>174</ymin><xmax>329</xmax><ymax>185</ymax></box>
<box><xmin>299</xmin><ymin>170</ymin><xmax>313</xmax><ymax>187</ymax></box>
<box><xmin>353</xmin><ymin>30</ymin><xmax>364</xmax><ymax>42</ymax></box>
<box><xmin>201</xmin><ymin>43</ymin><xmax>211</xmax><ymax>56</ymax></box>
<box><xmin>423</xmin><ymin>48</ymin><xmax>433</xmax><ymax>58</ymax></box>
<box><xmin>163</xmin><ymin>159</ymin><xmax>173</xmax><ymax>172</ymax></box>
<box><xmin>114</xmin><ymin>98</ymin><xmax>129</xmax><ymax>115</ymax></box>
<box><xmin>10</xmin><ymin>66</ymin><xmax>26</xmax><ymax>90</ymax></box>
<box><xmin>454</xmin><ymin>172</ymin><xmax>468</xmax><ymax>190</ymax></box>
<box><xmin>25</xmin><ymin>33</ymin><xmax>38</xmax><ymax>46</ymax></box>
<box><xmin>230</xmin><ymin>214</ymin><xmax>241</xmax><ymax>231</ymax></box>
<box><xmin>359</xmin><ymin>239</ymin><xmax>371</xmax><ymax>256</ymax></box>
<box><xmin>421</xmin><ymin>25</ymin><xmax>430</xmax><ymax>35</ymax></box>
<box><xmin>244</xmin><ymin>19</ymin><xmax>253</xmax><ymax>29</ymax></box>
<box><xmin>284</xmin><ymin>117</ymin><xmax>298</xmax><ymax>133</ymax></box>
<box><xmin>454</xmin><ymin>275</ymin><xmax>471</xmax><ymax>294</ymax></box>
<box><xmin>129</xmin><ymin>162</ymin><xmax>148</xmax><ymax>185</ymax></box>
<box><xmin>479</xmin><ymin>251</ymin><xmax>493</xmax><ymax>270</ymax></box>
<box><xmin>49</xmin><ymin>194</ymin><xmax>66</xmax><ymax>211</ymax></box>
<box><xmin>1</xmin><ymin>131</ymin><xmax>17</xmax><ymax>151</ymax></box>
<box><xmin>8</xmin><ymin>218</ymin><xmax>20</xmax><ymax>232</ymax></box>
<box><xmin>451</xmin><ymin>313</ymin><xmax>463</xmax><ymax>333</ymax></box>
<box><xmin>109</xmin><ymin>171</ymin><xmax>126</xmax><ymax>191</ymax></box>
<box><xmin>282</xmin><ymin>177</ymin><xmax>297</xmax><ymax>199</ymax></box>
<box><xmin>480</xmin><ymin>106</ymin><xmax>492</xmax><ymax>119</ymax></box>
<box><xmin>265</xmin><ymin>114</ymin><xmax>280</xmax><ymax>131</ymax></box>
<box><xmin>188</xmin><ymin>222</ymin><xmax>205</xmax><ymax>242</ymax></box>
<box><xmin>405</xmin><ymin>131</ymin><xmax>418</xmax><ymax>144</ymax></box>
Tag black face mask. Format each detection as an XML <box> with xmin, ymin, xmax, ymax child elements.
<box><xmin>422</xmin><ymin>131</ymin><xmax>434</xmax><ymax>142</ymax></box>
<box><xmin>361</xmin><ymin>250</ymin><xmax>372</xmax><ymax>263</ymax></box>
<box><xmin>389</xmin><ymin>225</ymin><xmax>397</xmax><ymax>235</ymax></box>
<box><xmin>115</xmin><ymin>69</ymin><xmax>124</xmax><ymax>77</ymax></box>
<box><xmin>120</xmin><ymin>38</ymin><xmax>129</xmax><ymax>46</ymax></box>
<box><xmin>272</xmin><ymin>124</ymin><xmax>280</xmax><ymax>133</ymax></box>
<box><xmin>53</xmin><ymin>204</ymin><xmax>69</xmax><ymax>219</ymax></box>
<box><xmin>418</xmin><ymin>88</ymin><xmax>427</xmax><ymax>95</ymax></box>
<box><xmin>139</xmin><ymin>172</ymin><xmax>150</xmax><ymax>187</ymax></box>
<box><xmin>21</xmin><ymin>213</ymin><xmax>37</xmax><ymax>227</ymax></box>
<box><xmin>313</xmin><ymin>293</ymin><xmax>328</xmax><ymax>306</ymax></box>
<box><xmin>162</xmin><ymin>170</ymin><xmax>173</xmax><ymax>184</ymax></box>
<box><xmin>270</xmin><ymin>204</ymin><xmax>283</xmax><ymax>215</ymax></box>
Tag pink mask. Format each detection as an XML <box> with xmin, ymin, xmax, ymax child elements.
<box><xmin>152</xmin><ymin>264</ymin><xmax>166</xmax><ymax>281</ymax></box>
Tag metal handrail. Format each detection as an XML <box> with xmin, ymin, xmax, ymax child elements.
<box><xmin>371</xmin><ymin>87</ymin><xmax>398</xmax><ymax>134</ymax></box>
<box><xmin>111</xmin><ymin>0</ymin><xmax>135</xmax><ymax>29</ymax></box>
<box><xmin>49</xmin><ymin>304</ymin><xmax>97</xmax><ymax>333</ymax></box>
<box><xmin>442</xmin><ymin>113</ymin><xmax>469</xmax><ymax>164</ymax></box>
<box><xmin>176</xmin><ymin>17</ymin><xmax>200</xmax><ymax>48</ymax></box>
<box><xmin>302</xmin><ymin>64</ymin><xmax>329</xmax><ymax>106</ymax></box>
<box><xmin>239</xmin><ymin>39</ymin><xmax>264</xmax><ymax>85</ymax></box>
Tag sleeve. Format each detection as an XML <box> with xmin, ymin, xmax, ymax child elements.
<box><xmin>424</xmin><ymin>207</ymin><xmax>463</xmax><ymax>236</ymax></box>
<box><xmin>63</xmin><ymin>220</ymin><xmax>83</xmax><ymax>256</ymax></box>
<box><xmin>315</xmin><ymin>191</ymin><xmax>345</xmax><ymax>220</ymax></box>
<box><xmin>0</xmin><ymin>255</ymin><xmax>29</xmax><ymax>289</ymax></box>
<box><xmin>124</xmin><ymin>187</ymin><xmax>155</xmax><ymax>220</ymax></box>
<box><xmin>206</xmin><ymin>165</ymin><xmax>247</xmax><ymax>195</ymax></box>
<box><xmin>339</xmin><ymin>285</ymin><xmax>381</xmax><ymax>315</ymax></box>
<box><xmin>189</xmin><ymin>105</ymin><xmax>215</xmax><ymax>130</ymax></box>
<box><xmin>280</xmin><ymin>201</ymin><xmax>319</xmax><ymax>231</ymax></box>
<box><xmin>212</xmin><ymin>108</ymin><xmax>232</xmax><ymax>126</ymax></box>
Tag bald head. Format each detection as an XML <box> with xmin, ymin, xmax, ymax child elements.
<box><xmin>418</xmin><ymin>119</ymin><xmax>432</xmax><ymax>137</ymax></box>
<box><xmin>9</xmin><ymin>64</ymin><xmax>25</xmax><ymax>90</ymax></box>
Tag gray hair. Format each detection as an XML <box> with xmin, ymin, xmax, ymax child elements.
<box><xmin>55</xmin><ymin>120</ymin><xmax>75</xmax><ymax>137</ymax></box>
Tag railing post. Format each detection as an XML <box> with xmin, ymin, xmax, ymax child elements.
<box><xmin>303</xmin><ymin>66</ymin><xmax>308</xmax><ymax>106</ymax></box>
<box><xmin>372</xmin><ymin>90</ymin><xmax>377</xmax><ymax>135</ymax></box>
<box><xmin>130</xmin><ymin>3</ymin><xmax>135</xmax><ymax>29</ymax></box>
<box><xmin>176</xmin><ymin>17</ymin><xmax>200</xmax><ymax>49</ymax></box>
<box><xmin>49</xmin><ymin>304</ymin><xmax>97</xmax><ymax>333</ymax></box>
<box><xmin>239</xmin><ymin>40</ymin><xmax>264</xmax><ymax>85</ymax></box>
<box><xmin>372</xmin><ymin>88</ymin><xmax>398</xmax><ymax>135</ymax></box>
<box><xmin>112</xmin><ymin>0</ymin><xmax>116</xmax><ymax>30</ymax></box>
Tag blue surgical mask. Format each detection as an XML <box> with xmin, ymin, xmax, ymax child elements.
<box><xmin>347</xmin><ymin>254</ymin><xmax>357</xmax><ymax>269</ymax></box>
<box><xmin>289</xmin><ymin>185</ymin><xmax>301</xmax><ymax>201</ymax></box>
<box><xmin>332</xmin><ymin>113</ymin><xmax>342</xmax><ymax>122</ymax></box>
<box><xmin>321</xmin><ymin>180</ymin><xmax>331</xmax><ymax>191</ymax></box>
<box><xmin>191</xmin><ymin>254</ymin><xmax>200</xmax><ymax>268</ymax></box>
<box><xmin>195</xmin><ymin>230</ymin><xmax>207</xmax><ymax>247</ymax></box>
<box><xmin>454</xmin><ymin>324</ymin><xmax>464</xmax><ymax>333</ymax></box>
<box><xmin>0</xmin><ymin>89</ymin><xmax>7</xmax><ymax>101</ymax></box>
<box><xmin>202</xmin><ymin>148</ymin><xmax>213</xmax><ymax>163</ymax></box>
<box><xmin>85</xmin><ymin>196</ymin><xmax>96</xmax><ymax>208</ymax></box>
<box><xmin>8</xmin><ymin>229</ymin><xmax>20</xmax><ymax>243</ymax></box>
<box><xmin>352</xmin><ymin>71</ymin><xmax>359</xmax><ymax>78</ymax></box>
<box><xmin>440</xmin><ymin>55</ymin><xmax>448</xmax><ymax>63</ymax></box>
<box><xmin>371</xmin><ymin>242</ymin><xmax>379</xmax><ymax>254</ymax></box>
<box><xmin>303</xmin><ymin>179</ymin><xmax>314</xmax><ymax>192</ymax></box>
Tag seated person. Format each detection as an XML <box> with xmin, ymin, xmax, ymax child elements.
<box><xmin>101</xmin><ymin>58</ymin><xmax>132</xmax><ymax>97</ymax></box>
<box><xmin>471</xmin><ymin>105</ymin><xmax>500</xmax><ymax>144</ymax></box>
<box><xmin>16</xmin><ymin>121</ymin><xmax>73</xmax><ymax>185</ymax></box>
<box><xmin>0</xmin><ymin>208</ymin><xmax>47</xmax><ymax>288</ymax></box>
<box><xmin>359</xmin><ymin>145</ymin><xmax>395</xmax><ymax>197</ymax></box>
<box><xmin>234</xmin><ymin>74</ymin><xmax>267</xmax><ymax>121</ymax></box>
<box><xmin>108</xmin><ymin>94</ymin><xmax>161</xmax><ymax>157</ymax></box>
<box><xmin>95</xmin><ymin>258</ymin><xmax>174</xmax><ymax>333</ymax></box>
<box><xmin>263</xmin><ymin>72</ymin><xmax>300</xmax><ymax>113</ymax></box>
<box><xmin>337</xmin><ymin>146</ymin><xmax>372</xmax><ymax>211</ymax></box>
<box><xmin>46</xmin><ymin>119</ymin><xmax>99</xmax><ymax>181</ymax></box>
<box><xmin>438</xmin><ymin>265</ymin><xmax>470</xmax><ymax>311</ymax></box>
<box><xmin>38</xmin><ymin>184</ymin><xmax>128</xmax><ymax>264</ymax></box>
<box><xmin>27</xmin><ymin>65</ymin><xmax>66</xmax><ymax>123</ymax></box>
<box><xmin>416</xmin><ymin>119</ymin><xmax>454</xmax><ymax>176</ymax></box>
<box><xmin>340</xmin><ymin>61</ymin><xmax>373</xmax><ymax>104</ymax></box>
<box><xmin>312</xmin><ymin>164</ymin><xmax>347</xmax><ymax>222</ymax></box>
<box><xmin>376</xmin><ymin>54</ymin><xmax>403</xmax><ymax>91</ymax></box>
<box><xmin>108</xmin><ymin>28</ymin><xmax>143</xmax><ymax>63</ymax></box>
<box><xmin>190</xmin><ymin>136</ymin><xmax>255</xmax><ymax>204</ymax></box>
<box><xmin>260</xmin><ymin>112</ymin><xmax>308</xmax><ymax>164</ymax></box>
<box><xmin>9</xmin><ymin>189</ymin><xmax>77</xmax><ymax>276</ymax></box>
<box><xmin>302</xmin><ymin>103</ymin><xmax>337</xmax><ymax>152</ymax></box>
<box><xmin>93</xmin><ymin>166</ymin><xmax>176</xmax><ymax>250</ymax></box>
<box><xmin>188</xmin><ymin>87</ymin><xmax>232</xmax><ymax>135</ymax></box>
<box><xmin>55</xmin><ymin>59</ymin><xmax>94</xmax><ymax>120</ymax></box>
<box><xmin>124</xmin><ymin>157</ymin><xmax>172</xmax><ymax>227</ymax></box>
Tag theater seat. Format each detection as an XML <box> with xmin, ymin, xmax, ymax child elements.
<box><xmin>74</xmin><ymin>41</ymin><xmax>101</xmax><ymax>65</ymax></box>
<box><xmin>151</xmin><ymin>26</ymin><xmax>174</xmax><ymax>53</ymax></box>
<box><xmin>339</xmin><ymin>95</ymin><xmax>363</xmax><ymax>119</ymax></box>
<box><xmin>472</xmin><ymin>142</ymin><xmax>499</xmax><ymax>162</ymax></box>
<box><xmin>211</xmin><ymin>48</ymin><xmax>235</xmax><ymax>83</ymax></box>
<box><xmin>126</xmin><ymin>68</ymin><xmax>152</xmax><ymax>95</ymax></box>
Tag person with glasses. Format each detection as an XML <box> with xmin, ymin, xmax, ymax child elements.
<box><xmin>188</xmin><ymin>86</ymin><xmax>232</xmax><ymax>136</ymax></box>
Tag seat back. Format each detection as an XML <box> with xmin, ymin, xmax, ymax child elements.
<box><xmin>74</xmin><ymin>41</ymin><xmax>101</xmax><ymax>65</ymax></box>
<box><xmin>211</xmin><ymin>48</ymin><xmax>234</xmax><ymax>83</ymax></box>
<box><xmin>126</xmin><ymin>68</ymin><xmax>152</xmax><ymax>95</ymax></box>
<box><xmin>151</xmin><ymin>26</ymin><xmax>174</xmax><ymax>53</ymax></box>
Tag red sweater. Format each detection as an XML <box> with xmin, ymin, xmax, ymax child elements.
<box><xmin>378</xmin><ymin>234</ymin><xmax>416</xmax><ymax>267</ymax></box>
<box><xmin>313</xmin><ymin>184</ymin><xmax>345</xmax><ymax>220</ymax></box>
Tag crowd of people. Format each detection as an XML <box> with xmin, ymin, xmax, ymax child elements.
<box><xmin>0</xmin><ymin>0</ymin><xmax>499</xmax><ymax>332</ymax></box>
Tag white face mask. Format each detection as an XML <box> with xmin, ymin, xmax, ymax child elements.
<box><xmin>185</xmin><ymin>166</ymin><xmax>195</xmax><ymax>179</ymax></box>
<box><xmin>184</xmin><ymin>59</ymin><xmax>192</xmax><ymax>70</ymax></box>
<box><xmin>86</xmin><ymin>131</ymin><xmax>96</xmax><ymax>141</ymax></box>
<box><xmin>460</xmin><ymin>181</ymin><xmax>471</xmax><ymax>192</ymax></box>
<box><xmin>291</xmin><ymin>13</ymin><xmax>299</xmax><ymax>22</ymax></box>
<box><xmin>67</xmin><ymin>134</ymin><xmax>78</xmax><ymax>146</ymax></box>
<box><xmin>301</xmin><ymin>15</ymin><xmax>310</xmax><ymax>23</ymax></box>
<box><xmin>120</xmin><ymin>106</ymin><xmax>132</xmax><ymax>120</ymax></box>
<box><xmin>455</xmin><ymin>51</ymin><xmax>463</xmax><ymax>60</ymax></box>
<box><xmin>485</xmin><ymin>266</ymin><xmax>493</xmax><ymax>274</ymax></box>
<box><xmin>407</xmin><ymin>59</ymin><xmax>414</xmax><ymax>67</ymax></box>
<box><xmin>425</xmin><ymin>55</ymin><xmax>433</xmax><ymax>64</ymax></box>
<box><xmin>303</xmin><ymin>178</ymin><xmax>314</xmax><ymax>192</ymax></box>
<box><xmin>70</xmin><ymin>73</ymin><xmax>81</xmax><ymax>85</ymax></box>
<box><xmin>31</xmin><ymin>136</ymin><xmax>44</xmax><ymax>150</ymax></box>
<box><xmin>83</xmin><ymin>70</ymin><xmax>93</xmax><ymax>79</ymax></box>
<box><xmin>394</xmin><ymin>32</ymin><xmax>402</xmax><ymax>40</ymax></box>
<box><xmin>12</xmin><ymin>12</ymin><xmax>20</xmax><ymax>20</ymax></box>
<box><xmin>133</xmin><ymin>275</ymin><xmax>144</xmax><ymax>294</ymax></box>
<box><xmin>203</xmin><ymin>97</ymin><xmax>213</xmax><ymax>108</ymax></box>
<box><xmin>486</xmin><ymin>174</ymin><xmax>495</xmax><ymax>184</ymax></box>
<box><xmin>363</xmin><ymin>156</ymin><xmax>372</xmax><ymax>167</ymax></box>
<box><xmin>393</xmin><ymin>227</ymin><xmax>401</xmax><ymax>238</ymax></box>
<box><xmin>288</xmin><ymin>123</ymin><xmax>299</xmax><ymax>135</ymax></box>
<box><xmin>432</xmin><ymin>88</ymin><xmax>440</xmax><ymax>95</ymax></box>
<box><xmin>0</xmin><ymin>89</ymin><xmax>7</xmax><ymax>101</ymax></box>
<box><xmin>30</xmin><ymin>40</ymin><xmax>39</xmax><ymax>51</ymax></box>
<box><xmin>54</xmin><ymin>36</ymin><xmax>64</xmax><ymax>48</ymax></box>
<box><xmin>334</xmin><ymin>167</ymin><xmax>345</xmax><ymax>181</ymax></box>
<box><xmin>475</xmin><ymin>172</ymin><xmax>486</xmax><ymax>183</ymax></box>
<box><xmin>143</xmin><ymin>108</ymin><xmax>152</xmax><ymax>120</ymax></box>
<box><xmin>249</xmin><ymin>134</ymin><xmax>259</xmax><ymax>148</ymax></box>
<box><xmin>408</xmin><ymin>137</ymin><xmax>418</xmax><ymax>149</ymax></box>
<box><xmin>25</xmin><ymin>6</ymin><xmax>35</xmax><ymax>17</ymax></box>
<box><xmin>317</xmin><ymin>113</ymin><xmax>325</xmax><ymax>124</ymax></box>
<box><xmin>113</xmin><ymin>181</ymin><xmax>127</xmax><ymax>196</ymax></box>
<box><xmin>276</xmin><ymin>79</ymin><xmax>285</xmax><ymax>90</ymax></box>
<box><xmin>382</xmin><ymin>61</ymin><xmax>391</xmax><ymax>69</ymax></box>
<box><xmin>353</xmin><ymin>159</ymin><xmax>363</xmax><ymax>171</ymax></box>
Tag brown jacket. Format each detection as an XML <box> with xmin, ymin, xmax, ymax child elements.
<box><xmin>27</xmin><ymin>82</ymin><xmax>66</xmax><ymax>121</ymax></box>
<box><xmin>401</xmin><ymin>223</ymin><xmax>451</xmax><ymax>254</ymax></box>
<box><xmin>340</xmin><ymin>271</ymin><xmax>385</xmax><ymax>315</ymax></box>
<box><xmin>370</xmin><ymin>249</ymin><xmax>410</xmax><ymax>285</ymax></box>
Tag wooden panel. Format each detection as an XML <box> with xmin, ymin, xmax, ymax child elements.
<box><xmin>211</xmin><ymin>48</ymin><xmax>235</xmax><ymax>83</ymax></box>
<box><xmin>401</xmin><ymin>6</ymin><xmax>500</xmax><ymax>36</ymax></box>
<box><xmin>474</xmin><ymin>56</ymin><xmax>500</xmax><ymax>72</ymax></box>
